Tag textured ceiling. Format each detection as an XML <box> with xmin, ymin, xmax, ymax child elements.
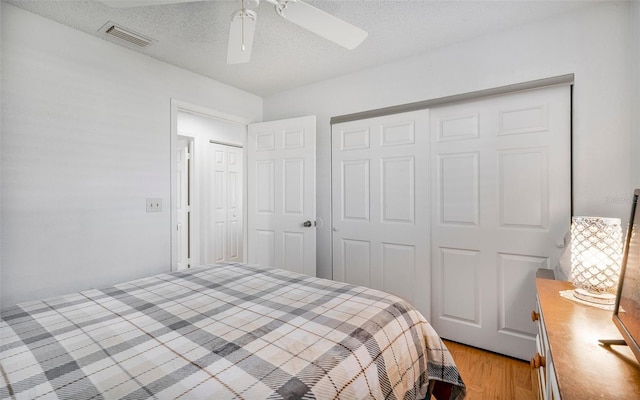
<box><xmin>4</xmin><ymin>0</ymin><xmax>602</xmax><ymax>97</ymax></box>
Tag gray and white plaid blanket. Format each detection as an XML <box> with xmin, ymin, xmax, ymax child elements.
<box><xmin>1</xmin><ymin>263</ymin><xmax>465</xmax><ymax>399</ymax></box>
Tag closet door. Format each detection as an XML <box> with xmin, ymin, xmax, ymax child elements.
<box><xmin>209</xmin><ymin>143</ymin><xmax>243</xmax><ymax>263</ymax></box>
<box><xmin>430</xmin><ymin>85</ymin><xmax>571</xmax><ymax>360</ymax></box>
<box><xmin>331</xmin><ymin>110</ymin><xmax>431</xmax><ymax>317</ymax></box>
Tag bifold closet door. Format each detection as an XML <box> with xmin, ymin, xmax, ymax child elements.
<box><xmin>209</xmin><ymin>143</ymin><xmax>243</xmax><ymax>264</ymax></box>
<box><xmin>331</xmin><ymin>110</ymin><xmax>431</xmax><ymax>318</ymax></box>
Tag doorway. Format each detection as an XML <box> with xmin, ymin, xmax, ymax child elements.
<box><xmin>171</xmin><ymin>100</ymin><xmax>318</xmax><ymax>275</ymax></box>
<box><xmin>171</xmin><ymin>100</ymin><xmax>249</xmax><ymax>270</ymax></box>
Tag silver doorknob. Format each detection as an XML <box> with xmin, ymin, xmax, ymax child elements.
<box><xmin>303</xmin><ymin>220</ymin><xmax>312</xmax><ymax>227</ymax></box>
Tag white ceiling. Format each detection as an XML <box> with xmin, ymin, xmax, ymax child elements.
<box><xmin>4</xmin><ymin>0</ymin><xmax>603</xmax><ymax>97</ymax></box>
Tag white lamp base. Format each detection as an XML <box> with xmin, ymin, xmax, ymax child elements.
<box><xmin>573</xmin><ymin>288</ymin><xmax>616</xmax><ymax>305</ymax></box>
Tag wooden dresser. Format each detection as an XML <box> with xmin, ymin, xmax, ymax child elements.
<box><xmin>533</xmin><ymin>275</ymin><xmax>640</xmax><ymax>399</ymax></box>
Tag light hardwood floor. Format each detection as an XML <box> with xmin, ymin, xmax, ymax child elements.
<box><xmin>442</xmin><ymin>340</ymin><xmax>538</xmax><ymax>400</ymax></box>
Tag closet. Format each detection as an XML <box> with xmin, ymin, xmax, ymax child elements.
<box><xmin>331</xmin><ymin>82</ymin><xmax>571</xmax><ymax>360</ymax></box>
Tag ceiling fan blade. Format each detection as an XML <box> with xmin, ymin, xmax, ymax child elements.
<box><xmin>227</xmin><ymin>9</ymin><xmax>257</xmax><ymax>64</ymax></box>
<box><xmin>98</xmin><ymin>0</ymin><xmax>199</xmax><ymax>8</ymax></box>
<box><xmin>278</xmin><ymin>1</ymin><xmax>367</xmax><ymax>50</ymax></box>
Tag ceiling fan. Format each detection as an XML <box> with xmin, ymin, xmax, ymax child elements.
<box><xmin>99</xmin><ymin>0</ymin><xmax>368</xmax><ymax>64</ymax></box>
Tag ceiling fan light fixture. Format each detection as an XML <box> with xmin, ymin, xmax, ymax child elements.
<box><xmin>270</xmin><ymin>0</ymin><xmax>367</xmax><ymax>50</ymax></box>
<box><xmin>227</xmin><ymin>8</ymin><xmax>257</xmax><ymax>64</ymax></box>
<box><xmin>99</xmin><ymin>0</ymin><xmax>368</xmax><ymax>65</ymax></box>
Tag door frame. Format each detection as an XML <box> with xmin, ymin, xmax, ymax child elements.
<box><xmin>170</xmin><ymin>99</ymin><xmax>252</xmax><ymax>271</ymax></box>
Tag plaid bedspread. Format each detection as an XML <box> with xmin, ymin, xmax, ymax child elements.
<box><xmin>1</xmin><ymin>263</ymin><xmax>465</xmax><ymax>400</ymax></box>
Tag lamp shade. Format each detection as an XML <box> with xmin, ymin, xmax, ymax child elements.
<box><xmin>570</xmin><ymin>216</ymin><xmax>623</xmax><ymax>297</ymax></box>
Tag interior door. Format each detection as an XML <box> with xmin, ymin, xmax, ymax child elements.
<box><xmin>176</xmin><ymin>136</ymin><xmax>192</xmax><ymax>270</ymax></box>
<box><xmin>331</xmin><ymin>110</ymin><xmax>431</xmax><ymax>318</ymax></box>
<box><xmin>225</xmin><ymin>145</ymin><xmax>243</xmax><ymax>262</ymax></box>
<box><xmin>247</xmin><ymin>116</ymin><xmax>316</xmax><ymax>276</ymax></box>
<box><xmin>430</xmin><ymin>85</ymin><xmax>571</xmax><ymax>360</ymax></box>
<box><xmin>209</xmin><ymin>142</ymin><xmax>243</xmax><ymax>264</ymax></box>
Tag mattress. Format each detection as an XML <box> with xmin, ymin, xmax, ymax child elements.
<box><xmin>1</xmin><ymin>263</ymin><xmax>465</xmax><ymax>399</ymax></box>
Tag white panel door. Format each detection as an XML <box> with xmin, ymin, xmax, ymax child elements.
<box><xmin>247</xmin><ymin>116</ymin><xmax>316</xmax><ymax>276</ymax></box>
<box><xmin>331</xmin><ymin>110</ymin><xmax>430</xmax><ymax>318</ymax></box>
<box><xmin>430</xmin><ymin>85</ymin><xmax>571</xmax><ymax>360</ymax></box>
<box><xmin>176</xmin><ymin>137</ymin><xmax>192</xmax><ymax>270</ymax></box>
<box><xmin>225</xmin><ymin>146</ymin><xmax>243</xmax><ymax>262</ymax></box>
<box><xmin>209</xmin><ymin>143</ymin><xmax>243</xmax><ymax>264</ymax></box>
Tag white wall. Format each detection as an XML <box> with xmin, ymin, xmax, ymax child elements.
<box><xmin>1</xmin><ymin>4</ymin><xmax>262</xmax><ymax>306</ymax></box>
<box><xmin>176</xmin><ymin>111</ymin><xmax>246</xmax><ymax>266</ymax></box>
<box><xmin>264</xmin><ymin>1</ymin><xmax>634</xmax><ymax>280</ymax></box>
<box><xmin>178</xmin><ymin>112</ymin><xmax>245</xmax><ymax>147</ymax></box>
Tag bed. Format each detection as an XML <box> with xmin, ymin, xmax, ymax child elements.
<box><xmin>0</xmin><ymin>263</ymin><xmax>465</xmax><ymax>399</ymax></box>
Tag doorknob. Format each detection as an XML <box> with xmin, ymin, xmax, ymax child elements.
<box><xmin>303</xmin><ymin>220</ymin><xmax>312</xmax><ymax>227</ymax></box>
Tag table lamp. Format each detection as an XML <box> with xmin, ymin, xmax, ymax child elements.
<box><xmin>570</xmin><ymin>216</ymin><xmax>623</xmax><ymax>304</ymax></box>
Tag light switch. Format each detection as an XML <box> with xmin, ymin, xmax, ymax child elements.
<box><xmin>146</xmin><ymin>198</ymin><xmax>162</xmax><ymax>212</ymax></box>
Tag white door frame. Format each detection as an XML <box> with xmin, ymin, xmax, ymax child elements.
<box><xmin>170</xmin><ymin>99</ymin><xmax>252</xmax><ymax>271</ymax></box>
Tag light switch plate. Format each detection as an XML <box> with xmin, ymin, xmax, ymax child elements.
<box><xmin>146</xmin><ymin>198</ymin><xmax>162</xmax><ymax>212</ymax></box>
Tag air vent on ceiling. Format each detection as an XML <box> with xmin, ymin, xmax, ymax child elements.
<box><xmin>98</xmin><ymin>22</ymin><xmax>153</xmax><ymax>48</ymax></box>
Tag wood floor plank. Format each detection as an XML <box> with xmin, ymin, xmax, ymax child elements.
<box><xmin>441</xmin><ymin>340</ymin><xmax>537</xmax><ymax>400</ymax></box>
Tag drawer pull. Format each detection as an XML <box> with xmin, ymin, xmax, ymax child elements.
<box><xmin>530</xmin><ymin>352</ymin><xmax>546</xmax><ymax>369</ymax></box>
<box><xmin>531</xmin><ymin>310</ymin><xmax>540</xmax><ymax>322</ymax></box>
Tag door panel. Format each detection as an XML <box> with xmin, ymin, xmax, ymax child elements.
<box><xmin>381</xmin><ymin>243</ymin><xmax>415</xmax><ymax>300</ymax></box>
<box><xmin>438</xmin><ymin>152</ymin><xmax>479</xmax><ymax>225</ymax></box>
<box><xmin>499</xmin><ymin>148</ymin><xmax>548</xmax><ymax>227</ymax></box>
<box><xmin>283</xmin><ymin>232</ymin><xmax>305</xmax><ymax>274</ymax></box>
<box><xmin>381</xmin><ymin>157</ymin><xmax>414</xmax><ymax>223</ymax></box>
<box><xmin>498</xmin><ymin>253</ymin><xmax>549</xmax><ymax>336</ymax></box>
<box><xmin>343</xmin><ymin>239</ymin><xmax>371</xmax><ymax>287</ymax></box>
<box><xmin>332</xmin><ymin>110</ymin><xmax>430</xmax><ymax>318</ymax></box>
<box><xmin>283</xmin><ymin>159</ymin><xmax>304</xmax><ymax>214</ymax></box>
<box><xmin>256</xmin><ymin>160</ymin><xmax>275</xmax><ymax>213</ymax></box>
<box><xmin>440</xmin><ymin>247</ymin><xmax>481</xmax><ymax>324</ymax></box>
<box><xmin>342</xmin><ymin>160</ymin><xmax>370</xmax><ymax>221</ymax></box>
<box><xmin>431</xmin><ymin>85</ymin><xmax>571</xmax><ymax>360</ymax></box>
<box><xmin>248</xmin><ymin>116</ymin><xmax>316</xmax><ymax>276</ymax></box>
